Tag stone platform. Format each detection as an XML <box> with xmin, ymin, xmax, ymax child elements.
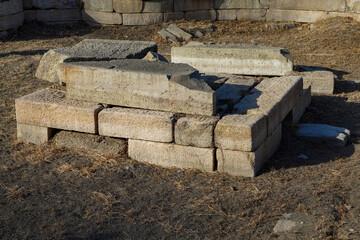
<box><xmin>16</xmin><ymin>40</ymin><xmax>312</xmax><ymax>177</ymax></box>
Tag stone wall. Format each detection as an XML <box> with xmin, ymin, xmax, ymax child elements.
<box><xmin>2</xmin><ymin>0</ymin><xmax>360</xmax><ymax>35</ymax></box>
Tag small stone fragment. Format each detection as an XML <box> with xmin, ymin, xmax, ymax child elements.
<box><xmin>142</xmin><ymin>51</ymin><xmax>168</xmax><ymax>62</ymax></box>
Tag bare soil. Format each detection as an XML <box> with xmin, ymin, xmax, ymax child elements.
<box><xmin>1</xmin><ymin>17</ymin><xmax>360</xmax><ymax>239</ymax></box>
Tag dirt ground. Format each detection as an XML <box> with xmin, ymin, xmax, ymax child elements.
<box><xmin>1</xmin><ymin>17</ymin><xmax>360</xmax><ymax>239</ymax></box>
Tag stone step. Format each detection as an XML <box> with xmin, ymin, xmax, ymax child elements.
<box><xmin>15</xmin><ymin>89</ymin><xmax>103</xmax><ymax>134</ymax></box>
<box><xmin>59</xmin><ymin>59</ymin><xmax>216</xmax><ymax>116</ymax></box>
<box><xmin>36</xmin><ymin>39</ymin><xmax>157</xmax><ymax>83</ymax></box>
<box><xmin>128</xmin><ymin>139</ymin><xmax>215</xmax><ymax>172</ymax></box>
<box><xmin>99</xmin><ymin>107</ymin><xmax>174</xmax><ymax>143</ymax></box>
<box><xmin>171</xmin><ymin>44</ymin><xmax>294</xmax><ymax>76</ymax></box>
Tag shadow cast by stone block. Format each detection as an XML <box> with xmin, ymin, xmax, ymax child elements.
<box><xmin>260</xmin><ymin>94</ymin><xmax>359</xmax><ymax>174</ymax></box>
<box><xmin>296</xmin><ymin>65</ymin><xmax>349</xmax><ymax>80</ymax></box>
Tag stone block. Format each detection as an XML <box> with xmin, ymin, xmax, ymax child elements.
<box><xmin>166</xmin><ymin>24</ymin><xmax>192</xmax><ymax>41</ymax></box>
<box><xmin>185</xmin><ymin>10</ymin><xmax>217</xmax><ymax>21</ymax></box>
<box><xmin>82</xmin><ymin>10</ymin><xmax>123</xmax><ymax>25</ymax></box>
<box><xmin>234</xmin><ymin>76</ymin><xmax>303</xmax><ymax>135</ymax></box>
<box><xmin>215</xmin><ymin>113</ymin><xmax>267</xmax><ymax>152</ymax></box>
<box><xmin>298</xmin><ymin>70</ymin><xmax>334</xmax><ymax>94</ymax></box>
<box><xmin>296</xmin><ymin>124</ymin><xmax>350</xmax><ymax>147</ymax></box>
<box><xmin>37</xmin><ymin>9</ymin><xmax>81</xmax><ymax>22</ymax></box>
<box><xmin>174</xmin><ymin>0</ymin><xmax>213</xmax><ymax>11</ymax></box>
<box><xmin>128</xmin><ymin>139</ymin><xmax>215</xmax><ymax>171</ymax></box>
<box><xmin>217</xmin><ymin>124</ymin><xmax>282</xmax><ymax>177</ymax></box>
<box><xmin>59</xmin><ymin>59</ymin><xmax>216</xmax><ymax>116</ymax></box>
<box><xmin>214</xmin><ymin>0</ymin><xmax>267</xmax><ymax>9</ymax></box>
<box><xmin>158</xmin><ymin>28</ymin><xmax>179</xmax><ymax>43</ymax></box>
<box><xmin>0</xmin><ymin>0</ymin><xmax>23</xmax><ymax>17</ymax></box>
<box><xmin>113</xmin><ymin>0</ymin><xmax>143</xmax><ymax>13</ymax></box>
<box><xmin>164</xmin><ymin>12</ymin><xmax>184</xmax><ymax>21</ymax></box>
<box><xmin>175</xmin><ymin>116</ymin><xmax>219</xmax><ymax>148</ymax></box>
<box><xmin>143</xmin><ymin>0</ymin><xmax>174</xmax><ymax>13</ymax></box>
<box><xmin>17</xmin><ymin>123</ymin><xmax>53</xmax><ymax>144</ymax></box>
<box><xmin>99</xmin><ymin>107</ymin><xmax>174</xmax><ymax>143</ymax></box>
<box><xmin>83</xmin><ymin>0</ymin><xmax>113</xmax><ymax>12</ymax></box>
<box><xmin>23</xmin><ymin>0</ymin><xmax>32</xmax><ymax>9</ymax></box>
<box><xmin>236</xmin><ymin>9</ymin><xmax>267</xmax><ymax>20</ymax></box>
<box><xmin>216</xmin><ymin>76</ymin><xmax>256</xmax><ymax>106</ymax></box>
<box><xmin>15</xmin><ymin>89</ymin><xmax>103</xmax><ymax>134</ymax></box>
<box><xmin>36</xmin><ymin>39</ymin><xmax>157</xmax><ymax>83</ymax></box>
<box><xmin>266</xmin><ymin>9</ymin><xmax>329</xmax><ymax>23</ymax></box>
<box><xmin>347</xmin><ymin>0</ymin><xmax>360</xmax><ymax>13</ymax></box>
<box><xmin>171</xmin><ymin>44</ymin><xmax>293</xmax><ymax>76</ymax></box>
<box><xmin>24</xmin><ymin>10</ymin><xmax>37</xmax><ymax>22</ymax></box>
<box><xmin>268</xmin><ymin>0</ymin><xmax>346</xmax><ymax>12</ymax></box>
<box><xmin>0</xmin><ymin>12</ymin><xmax>24</xmax><ymax>31</ymax></box>
<box><xmin>292</xmin><ymin>86</ymin><xmax>311</xmax><ymax>124</ymax></box>
<box><xmin>54</xmin><ymin>131</ymin><xmax>127</xmax><ymax>155</ymax></box>
<box><xmin>217</xmin><ymin>10</ymin><xmax>237</xmax><ymax>20</ymax></box>
<box><xmin>123</xmin><ymin>13</ymin><xmax>164</xmax><ymax>25</ymax></box>
<box><xmin>32</xmin><ymin>0</ymin><xmax>79</xmax><ymax>9</ymax></box>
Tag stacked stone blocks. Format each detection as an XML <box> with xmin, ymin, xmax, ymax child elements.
<box><xmin>16</xmin><ymin>40</ymin><xmax>311</xmax><ymax>177</ymax></box>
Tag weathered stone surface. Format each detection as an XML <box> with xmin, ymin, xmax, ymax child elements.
<box><xmin>214</xmin><ymin>0</ymin><xmax>266</xmax><ymax>9</ymax></box>
<box><xmin>0</xmin><ymin>12</ymin><xmax>24</xmax><ymax>31</ymax></box>
<box><xmin>128</xmin><ymin>139</ymin><xmax>215</xmax><ymax>171</ymax></box>
<box><xmin>164</xmin><ymin>12</ymin><xmax>184</xmax><ymax>21</ymax></box>
<box><xmin>123</xmin><ymin>13</ymin><xmax>164</xmax><ymax>25</ymax></box>
<box><xmin>298</xmin><ymin>70</ymin><xmax>334</xmax><ymax>94</ymax></box>
<box><xmin>171</xmin><ymin>44</ymin><xmax>294</xmax><ymax>76</ymax></box>
<box><xmin>15</xmin><ymin>89</ymin><xmax>103</xmax><ymax>134</ymax></box>
<box><xmin>185</xmin><ymin>10</ymin><xmax>217</xmax><ymax>21</ymax></box>
<box><xmin>268</xmin><ymin>0</ymin><xmax>346</xmax><ymax>12</ymax></box>
<box><xmin>217</xmin><ymin>9</ymin><xmax>237</xmax><ymax>20</ymax></box>
<box><xmin>236</xmin><ymin>9</ymin><xmax>267</xmax><ymax>20</ymax></box>
<box><xmin>215</xmin><ymin>113</ymin><xmax>267</xmax><ymax>151</ymax></box>
<box><xmin>32</xmin><ymin>0</ymin><xmax>79</xmax><ymax>9</ymax></box>
<box><xmin>59</xmin><ymin>59</ymin><xmax>216</xmax><ymax>116</ymax></box>
<box><xmin>143</xmin><ymin>0</ymin><xmax>174</xmax><ymax>13</ymax></box>
<box><xmin>23</xmin><ymin>0</ymin><xmax>32</xmax><ymax>9</ymax></box>
<box><xmin>234</xmin><ymin>76</ymin><xmax>303</xmax><ymax>135</ymax></box>
<box><xmin>37</xmin><ymin>9</ymin><xmax>81</xmax><ymax>22</ymax></box>
<box><xmin>216</xmin><ymin>76</ymin><xmax>256</xmax><ymax>106</ymax></box>
<box><xmin>0</xmin><ymin>0</ymin><xmax>23</xmax><ymax>17</ymax></box>
<box><xmin>54</xmin><ymin>131</ymin><xmax>127</xmax><ymax>155</ymax></box>
<box><xmin>36</xmin><ymin>39</ymin><xmax>157</xmax><ymax>83</ymax></box>
<box><xmin>292</xmin><ymin>86</ymin><xmax>311</xmax><ymax>124</ymax></box>
<box><xmin>296</xmin><ymin>124</ymin><xmax>350</xmax><ymax>147</ymax></box>
<box><xmin>142</xmin><ymin>51</ymin><xmax>168</xmax><ymax>62</ymax></box>
<box><xmin>347</xmin><ymin>0</ymin><xmax>360</xmax><ymax>13</ymax></box>
<box><xmin>217</xmin><ymin>123</ymin><xmax>282</xmax><ymax>177</ymax></box>
<box><xmin>158</xmin><ymin>28</ymin><xmax>179</xmax><ymax>43</ymax></box>
<box><xmin>99</xmin><ymin>107</ymin><xmax>174</xmax><ymax>143</ymax></box>
<box><xmin>17</xmin><ymin>123</ymin><xmax>53</xmax><ymax>144</ymax></box>
<box><xmin>24</xmin><ymin>10</ymin><xmax>37</xmax><ymax>22</ymax></box>
<box><xmin>83</xmin><ymin>0</ymin><xmax>113</xmax><ymax>12</ymax></box>
<box><xmin>166</xmin><ymin>24</ymin><xmax>192</xmax><ymax>41</ymax></box>
<box><xmin>82</xmin><ymin>10</ymin><xmax>123</xmax><ymax>25</ymax></box>
<box><xmin>175</xmin><ymin>116</ymin><xmax>219</xmax><ymax>148</ymax></box>
<box><xmin>174</xmin><ymin>0</ymin><xmax>213</xmax><ymax>11</ymax></box>
<box><xmin>113</xmin><ymin>0</ymin><xmax>143</xmax><ymax>13</ymax></box>
<box><xmin>266</xmin><ymin>9</ymin><xmax>329</xmax><ymax>23</ymax></box>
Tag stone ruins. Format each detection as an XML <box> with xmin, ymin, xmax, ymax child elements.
<box><xmin>15</xmin><ymin>39</ymin><xmax>317</xmax><ymax>177</ymax></box>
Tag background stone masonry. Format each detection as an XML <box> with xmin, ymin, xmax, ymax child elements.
<box><xmin>1</xmin><ymin>0</ymin><xmax>360</xmax><ymax>36</ymax></box>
